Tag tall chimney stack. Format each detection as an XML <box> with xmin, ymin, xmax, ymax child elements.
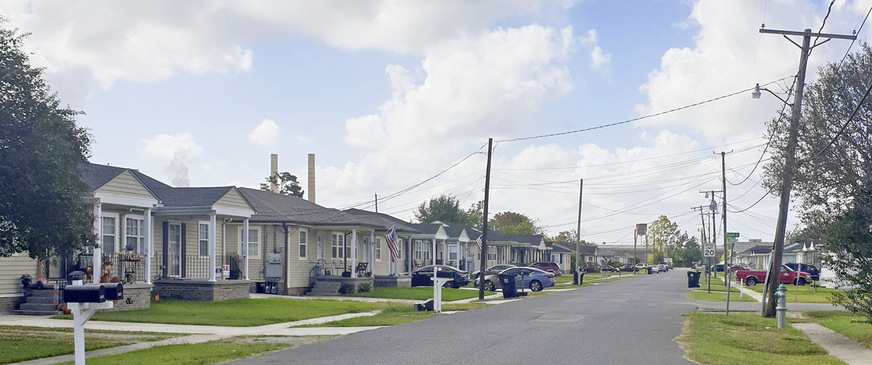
<box><xmin>270</xmin><ymin>154</ymin><xmax>278</xmax><ymax>193</ymax></box>
<box><xmin>307</xmin><ymin>153</ymin><xmax>316</xmax><ymax>203</ymax></box>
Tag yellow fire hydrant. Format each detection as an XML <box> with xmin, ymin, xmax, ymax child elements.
<box><xmin>776</xmin><ymin>284</ymin><xmax>787</xmax><ymax>328</ymax></box>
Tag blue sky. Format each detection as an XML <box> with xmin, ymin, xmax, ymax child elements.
<box><xmin>4</xmin><ymin>0</ymin><xmax>870</xmax><ymax>245</ymax></box>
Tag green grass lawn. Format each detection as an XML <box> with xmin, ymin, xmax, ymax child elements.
<box><xmin>688</xmin><ymin>290</ymin><xmax>758</xmax><ymax>302</ymax></box>
<box><xmin>740</xmin><ymin>283</ymin><xmax>840</xmax><ymax>304</ymax></box>
<box><xmin>349</xmin><ymin>286</ymin><xmax>481</xmax><ymax>301</ymax></box>
<box><xmin>0</xmin><ymin>325</ymin><xmax>181</xmax><ymax>364</ymax></box>
<box><xmin>56</xmin><ymin>336</ymin><xmax>329</xmax><ymax>365</ymax></box>
<box><xmin>804</xmin><ymin>311</ymin><xmax>872</xmax><ymax>349</ymax></box>
<box><xmin>52</xmin><ymin>298</ymin><xmax>387</xmax><ymax>327</ymax></box>
<box><xmin>679</xmin><ymin>312</ymin><xmax>845</xmax><ymax>365</ymax></box>
<box><xmin>303</xmin><ymin>302</ymin><xmax>491</xmax><ymax>327</ymax></box>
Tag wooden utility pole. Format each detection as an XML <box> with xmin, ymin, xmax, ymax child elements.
<box><xmin>575</xmin><ymin>179</ymin><xmax>583</xmax><ymax>282</ymax></box>
<box><xmin>478</xmin><ymin>138</ymin><xmax>493</xmax><ymax>300</ymax></box>
<box><xmin>759</xmin><ymin>27</ymin><xmax>855</xmax><ymax>317</ymax></box>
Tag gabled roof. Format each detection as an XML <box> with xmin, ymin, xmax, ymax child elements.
<box><xmin>240</xmin><ymin>188</ymin><xmax>375</xmax><ymax>227</ymax></box>
<box><xmin>344</xmin><ymin>209</ymin><xmax>419</xmax><ymax>233</ymax></box>
<box><xmin>408</xmin><ymin>223</ymin><xmax>449</xmax><ymax>240</ymax></box>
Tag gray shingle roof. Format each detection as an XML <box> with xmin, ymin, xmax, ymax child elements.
<box><xmin>239</xmin><ymin>187</ymin><xmax>372</xmax><ymax>226</ymax></box>
<box><xmin>343</xmin><ymin>209</ymin><xmax>419</xmax><ymax>233</ymax></box>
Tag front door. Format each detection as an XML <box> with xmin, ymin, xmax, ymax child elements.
<box><xmin>168</xmin><ymin>222</ymin><xmax>182</xmax><ymax>277</ymax></box>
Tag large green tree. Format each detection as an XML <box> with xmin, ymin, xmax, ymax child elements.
<box><xmin>765</xmin><ymin>44</ymin><xmax>872</xmax><ymax>322</ymax></box>
<box><xmin>415</xmin><ymin>195</ymin><xmax>470</xmax><ymax>225</ymax></box>
<box><xmin>0</xmin><ymin>23</ymin><xmax>94</xmax><ymax>259</ymax></box>
<box><xmin>645</xmin><ymin>215</ymin><xmax>694</xmax><ymax>265</ymax></box>
<box><xmin>489</xmin><ymin>211</ymin><xmax>543</xmax><ymax>235</ymax></box>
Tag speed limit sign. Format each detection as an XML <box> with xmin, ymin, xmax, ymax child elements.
<box><xmin>703</xmin><ymin>244</ymin><xmax>715</xmax><ymax>257</ymax></box>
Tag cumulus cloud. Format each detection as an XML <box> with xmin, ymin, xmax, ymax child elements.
<box><xmin>141</xmin><ymin>133</ymin><xmax>204</xmax><ymax>187</ymax></box>
<box><xmin>248</xmin><ymin>119</ymin><xmax>280</xmax><ymax>146</ymax></box>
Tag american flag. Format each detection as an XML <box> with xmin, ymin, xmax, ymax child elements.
<box><xmin>475</xmin><ymin>235</ymin><xmax>483</xmax><ymax>251</ymax></box>
<box><xmin>385</xmin><ymin>225</ymin><xmax>400</xmax><ymax>262</ymax></box>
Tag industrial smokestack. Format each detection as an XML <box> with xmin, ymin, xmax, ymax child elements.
<box><xmin>308</xmin><ymin>153</ymin><xmax>316</xmax><ymax>203</ymax></box>
<box><xmin>270</xmin><ymin>154</ymin><xmax>278</xmax><ymax>193</ymax></box>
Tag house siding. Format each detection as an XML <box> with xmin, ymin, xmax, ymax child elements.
<box><xmin>97</xmin><ymin>171</ymin><xmax>155</xmax><ymax>201</ymax></box>
<box><xmin>0</xmin><ymin>254</ymin><xmax>38</xmax><ymax>311</ymax></box>
<box><xmin>216</xmin><ymin>190</ymin><xmax>253</xmax><ymax>213</ymax></box>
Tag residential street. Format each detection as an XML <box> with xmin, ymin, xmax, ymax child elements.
<box><xmin>234</xmin><ymin>270</ymin><xmax>698</xmax><ymax>365</ymax></box>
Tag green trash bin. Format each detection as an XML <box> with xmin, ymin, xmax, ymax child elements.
<box><xmin>687</xmin><ymin>271</ymin><xmax>701</xmax><ymax>288</ymax></box>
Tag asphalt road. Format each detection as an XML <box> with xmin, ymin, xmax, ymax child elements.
<box><xmin>233</xmin><ymin>269</ymin><xmax>698</xmax><ymax>365</ymax></box>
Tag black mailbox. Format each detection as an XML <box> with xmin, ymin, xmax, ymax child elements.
<box><xmin>103</xmin><ymin>283</ymin><xmax>123</xmax><ymax>300</ymax></box>
<box><xmin>63</xmin><ymin>284</ymin><xmax>105</xmax><ymax>303</ymax></box>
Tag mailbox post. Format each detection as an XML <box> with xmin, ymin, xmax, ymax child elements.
<box><xmin>64</xmin><ymin>281</ymin><xmax>123</xmax><ymax>365</ymax></box>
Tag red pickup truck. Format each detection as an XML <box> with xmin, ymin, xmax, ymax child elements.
<box><xmin>734</xmin><ymin>264</ymin><xmax>813</xmax><ymax>286</ymax></box>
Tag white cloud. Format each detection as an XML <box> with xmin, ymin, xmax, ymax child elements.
<box><xmin>248</xmin><ymin>119</ymin><xmax>280</xmax><ymax>146</ymax></box>
<box><xmin>141</xmin><ymin>133</ymin><xmax>204</xmax><ymax>187</ymax></box>
<box><xmin>590</xmin><ymin>46</ymin><xmax>611</xmax><ymax>71</ymax></box>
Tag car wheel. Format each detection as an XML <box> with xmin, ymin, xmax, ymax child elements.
<box><xmin>530</xmin><ymin>280</ymin><xmax>542</xmax><ymax>292</ymax></box>
<box><xmin>485</xmin><ymin>280</ymin><xmax>495</xmax><ymax>291</ymax></box>
<box><xmin>745</xmin><ymin>277</ymin><xmax>758</xmax><ymax>286</ymax></box>
<box><xmin>795</xmin><ymin>278</ymin><xmax>806</xmax><ymax>286</ymax></box>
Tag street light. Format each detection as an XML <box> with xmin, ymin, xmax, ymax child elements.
<box><xmin>752</xmin><ymin>83</ymin><xmax>791</xmax><ymax>105</ymax></box>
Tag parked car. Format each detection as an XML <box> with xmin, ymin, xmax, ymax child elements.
<box><xmin>411</xmin><ymin>265</ymin><xmax>469</xmax><ymax>288</ymax></box>
<box><xmin>784</xmin><ymin>263</ymin><xmax>820</xmax><ymax>281</ymax></box>
<box><xmin>474</xmin><ymin>264</ymin><xmax>517</xmax><ymax>290</ymax></box>
<box><xmin>527</xmin><ymin>261</ymin><xmax>562</xmax><ymax>276</ymax></box>
<box><xmin>734</xmin><ymin>264</ymin><xmax>813</xmax><ymax>286</ymax></box>
<box><xmin>658</xmin><ymin>261</ymin><xmax>671</xmax><ymax>271</ymax></box>
<box><xmin>655</xmin><ymin>263</ymin><xmax>668</xmax><ymax>272</ymax></box>
<box><xmin>497</xmin><ymin>267</ymin><xmax>555</xmax><ymax>292</ymax></box>
<box><xmin>619</xmin><ymin>264</ymin><xmax>635</xmax><ymax>272</ymax></box>
<box><xmin>601</xmin><ymin>265</ymin><xmax>617</xmax><ymax>272</ymax></box>
<box><xmin>634</xmin><ymin>263</ymin><xmax>647</xmax><ymax>270</ymax></box>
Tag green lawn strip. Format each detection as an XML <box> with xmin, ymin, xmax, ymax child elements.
<box><xmin>740</xmin><ymin>284</ymin><xmax>840</xmax><ymax>304</ymax></box>
<box><xmin>678</xmin><ymin>312</ymin><xmax>845</xmax><ymax>365</ymax></box>
<box><xmin>0</xmin><ymin>325</ymin><xmax>182</xmax><ymax>364</ymax></box>
<box><xmin>56</xmin><ymin>336</ymin><xmax>331</xmax><ymax>365</ymax></box>
<box><xmin>687</xmin><ymin>290</ymin><xmax>757</xmax><ymax>302</ymax></box>
<box><xmin>52</xmin><ymin>298</ymin><xmax>387</xmax><ymax>327</ymax></box>
<box><xmin>298</xmin><ymin>302</ymin><xmax>490</xmax><ymax>327</ymax></box>
<box><xmin>804</xmin><ymin>311</ymin><xmax>872</xmax><ymax>349</ymax></box>
<box><xmin>349</xmin><ymin>286</ymin><xmax>480</xmax><ymax>301</ymax></box>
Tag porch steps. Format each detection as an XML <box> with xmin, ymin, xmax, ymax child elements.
<box><xmin>17</xmin><ymin>289</ymin><xmax>61</xmax><ymax>315</ymax></box>
<box><xmin>307</xmin><ymin>281</ymin><xmax>341</xmax><ymax>296</ymax></box>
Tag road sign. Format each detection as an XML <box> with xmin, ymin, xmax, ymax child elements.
<box><xmin>703</xmin><ymin>243</ymin><xmax>715</xmax><ymax>257</ymax></box>
<box><xmin>725</xmin><ymin>232</ymin><xmax>739</xmax><ymax>238</ymax></box>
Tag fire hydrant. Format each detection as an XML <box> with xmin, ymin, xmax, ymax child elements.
<box><xmin>775</xmin><ymin>284</ymin><xmax>787</xmax><ymax>328</ymax></box>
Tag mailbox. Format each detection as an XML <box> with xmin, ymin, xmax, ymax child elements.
<box><xmin>64</xmin><ymin>284</ymin><xmax>105</xmax><ymax>303</ymax></box>
<box><xmin>103</xmin><ymin>283</ymin><xmax>124</xmax><ymax>301</ymax></box>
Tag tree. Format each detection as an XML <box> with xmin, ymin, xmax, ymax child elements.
<box><xmin>551</xmin><ymin>230</ymin><xmax>578</xmax><ymax>243</ymax></box>
<box><xmin>414</xmin><ymin>195</ymin><xmax>469</xmax><ymax>225</ymax></box>
<box><xmin>763</xmin><ymin>43</ymin><xmax>872</xmax><ymax>322</ymax></box>
<box><xmin>646</xmin><ymin>215</ymin><xmax>682</xmax><ymax>265</ymax></box>
<box><xmin>0</xmin><ymin>23</ymin><xmax>94</xmax><ymax>259</ymax></box>
<box><xmin>680</xmin><ymin>235</ymin><xmax>701</xmax><ymax>267</ymax></box>
<box><xmin>465</xmin><ymin>200</ymin><xmax>484</xmax><ymax>230</ymax></box>
<box><xmin>489</xmin><ymin>211</ymin><xmax>543</xmax><ymax>235</ymax></box>
<box><xmin>260</xmin><ymin>171</ymin><xmax>304</xmax><ymax>197</ymax></box>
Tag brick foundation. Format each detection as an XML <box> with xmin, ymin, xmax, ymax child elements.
<box><xmin>374</xmin><ymin>275</ymin><xmax>411</xmax><ymax>288</ymax></box>
<box><xmin>103</xmin><ymin>284</ymin><xmax>152</xmax><ymax>311</ymax></box>
<box><xmin>153</xmin><ymin>279</ymin><xmax>250</xmax><ymax>301</ymax></box>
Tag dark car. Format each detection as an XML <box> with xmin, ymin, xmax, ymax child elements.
<box><xmin>473</xmin><ymin>264</ymin><xmax>517</xmax><ymax>290</ymax></box>
<box><xmin>619</xmin><ymin>264</ymin><xmax>635</xmax><ymax>272</ymax></box>
<box><xmin>528</xmin><ymin>261</ymin><xmax>562</xmax><ymax>276</ymax></box>
<box><xmin>497</xmin><ymin>267</ymin><xmax>555</xmax><ymax>292</ymax></box>
<box><xmin>784</xmin><ymin>263</ymin><xmax>820</xmax><ymax>281</ymax></box>
<box><xmin>601</xmin><ymin>265</ymin><xmax>617</xmax><ymax>272</ymax></box>
<box><xmin>411</xmin><ymin>265</ymin><xmax>469</xmax><ymax>288</ymax></box>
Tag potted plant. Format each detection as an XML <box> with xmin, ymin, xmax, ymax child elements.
<box><xmin>20</xmin><ymin>274</ymin><xmax>32</xmax><ymax>289</ymax></box>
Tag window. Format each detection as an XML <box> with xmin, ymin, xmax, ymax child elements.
<box><xmin>241</xmin><ymin>226</ymin><xmax>261</xmax><ymax>259</ymax></box>
<box><xmin>375</xmin><ymin>237</ymin><xmax>381</xmax><ymax>261</ymax></box>
<box><xmin>396</xmin><ymin>238</ymin><xmax>403</xmax><ymax>258</ymax></box>
<box><xmin>102</xmin><ymin>215</ymin><xmax>117</xmax><ymax>254</ymax></box>
<box><xmin>332</xmin><ymin>233</ymin><xmax>344</xmax><ymax>258</ymax></box>
<box><xmin>299</xmin><ymin>229</ymin><xmax>307</xmax><ymax>259</ymax></box>
<box><xmin>414</xmin><ymin>240</ymin><xmax>423</xmax><ymax>260</ymax></box>
<box><xmin>198</xmin><ymin>222</ymin><xmax>209</xmax><ymax>256</ymax></box>
<box><xmin>125</xmin><ymin>217</ymin><xmax>145</xmax><ymax>254</ymax></box>
<box><xmin>449</xmin><ymin>244</ymin><xmax>458</xmax><ymax>261</ymax></box>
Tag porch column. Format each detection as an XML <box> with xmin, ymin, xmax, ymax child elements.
<box><xmin>351</xmin><ymin>229</ymin><xmax>357</xmax><ymax>278</ymax></box>
<box><xmin>431</xmin><ymin>238</ymin><xmax>436</xmax><ymax>265</ymax></box>
<box><xmin>208</xmin><ymin>213</ymin><xmax>217</xmax><ymax>282</ymax></box>
<box><xmin>92</xmin><ymin>202</ymin><xmax>102</xmax><ymax>284</ymax></box>
<box><xmin>144</xmin><ymin>207</ymin><xmax>153</xmax><ymax>284</ymax></box>
<box><xmin>243</xmin><ymin>219</ymin><xmax>250</xmax><ymax>280</ymax></box>
<box><xmin>369</xmin><ymin>230</ymin><xmax>376</xmax><ymax>275</ymax></box>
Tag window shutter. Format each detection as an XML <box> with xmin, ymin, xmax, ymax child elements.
<box><xmin>161</xmin><ymin>222</ymin><xmax>168</xmax><ymax>279</ymax></box>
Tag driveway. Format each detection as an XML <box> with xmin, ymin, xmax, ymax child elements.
<box><xmin>233</xmin><ymin>270</ymin><xmax>698</xmax><ymax>364</ymax></box>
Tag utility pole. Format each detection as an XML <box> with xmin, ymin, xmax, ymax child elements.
<box><xmin>719</xmin><ymin>151</ymin><xmax>732</xmax><ymax>315</ymax></box>
<box><xmin>759</xmin><ymin>26</ymin><xmax>855</xmax><ymax>317</ymax></box>
<box><xmin>374</xmin><ymin>193</ymin><xmax>378</xmax><ymax>213</ymax></box>
<box><xmin>575</xmin><ymin>179</ymin><xmax>583</xmax><ymax>283</ymax></box>
<box><xmin>478</xmin><ymin>138</ymin><xmax>493</xmax><ymax>300</ymax></box>
<box><xmin>692</xmin><ymin>205</ymin><xmax>710</xmax><ymax>293</ymax></box>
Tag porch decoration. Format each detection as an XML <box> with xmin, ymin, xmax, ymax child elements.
<box><xmin>20</xmin><ymin>274</ymin><xmax>32</xmax><ymax>289</ymax></box>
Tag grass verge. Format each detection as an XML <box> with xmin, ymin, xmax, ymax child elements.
<box><xmin>299</xmin><ymin>302</ymin><xmax>490</xmax><ymax>327</ymax></box>
<box><xmin>0</xmin><ymin>325</ymin><xmax>181</xmax><ymax>364</ymax></box>
<box><xmin>741</xmin><ymin>284</ymin><xmax>840</xmax><ymax>304</ymax></box>
<box><xmin>52</xmin><ymin>298</ymin><xmax>387</xmax><ymax>327</ymax></box>
<box><xmin>56</xmin><ymin>336</ymin><xmax>330</xmax><ymax>365</ymax></box>
<box><xmin>688</xmin><ymin>290</ymin><xmax>757</xmax><ymax>302</ymax></box>
<box><xmin>349</xmin><ymin>286</ymin><xmax>481</xmax><ymax>301</ymax></box>
<box><xmin>678</xmin><ymin>312</ymin><xmax>845</xmax><ymax>365</ymax></box>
